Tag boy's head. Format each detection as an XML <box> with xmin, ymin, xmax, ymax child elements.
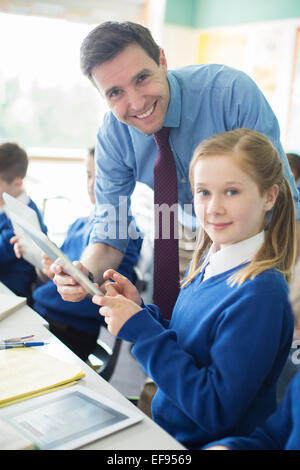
<box><xmin>287</xmin><ymin>153</ymin><xmax>300</xmax><ymax>182</ymax></box>
<box><xmin>0</xmin><ymin>143</ymin><xmax>28</xmax><ymax>205</ymax></box>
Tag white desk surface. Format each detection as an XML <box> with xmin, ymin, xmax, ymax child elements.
<box><xmin>0</xmin><ymin>283</ymin><xmax>185</xmax><ymax>451</ymax></box>
<box><xmin>0</xmin><ymin>282</ymin><xmax>48</xmax><ymax>328</ymax></box>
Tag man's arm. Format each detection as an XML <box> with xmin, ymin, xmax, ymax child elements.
<box><xmin>52</xmin><ymin>242</ymin><xmax>123</xmax><ymax>302</ymax></box>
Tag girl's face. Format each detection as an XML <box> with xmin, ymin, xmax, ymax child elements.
<box><xmin>193</xmin><ymin>154</ymin><xmax>278</xmax><ymax>249</ymax></box>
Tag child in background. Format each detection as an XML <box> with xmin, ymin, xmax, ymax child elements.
<box><xmin>0</xmin><ymin>142</ymin><xmax>46</xmax><ymax>299</ymax></box>
<box><xmin>92</xmin><ymin>129</ymin><xmax>296</xmax><ymax>449</ymax></box>
<box><xmin>287</xmin><ymin>152</ymin><xmax>300</xmax><ymax>192</ymax></box>
<box><xmin>15</xmin><ymin>147</ymin><xmax>142</xmax><ymax>361</ymax></box>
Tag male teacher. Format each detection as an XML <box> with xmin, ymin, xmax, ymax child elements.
<box><xmin>53</xmin><ymin>21</ymin><xmax>300</xmax><ymax>320</ymax></box>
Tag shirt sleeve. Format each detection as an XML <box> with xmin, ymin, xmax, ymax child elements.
<box><xmin>90</xmin><ymin>117</ymin><xmax>136</xmax><ymax>252</ymax></box>
<box><xmin>117</xmin><ymin>289</ymin><xmax>292</xmax><ymax>435</ymax></box>
<box><xmin>225</xmin><ymin>70</ymin><xmax>300</xmax><ymax>219</ymax></box>
<box><xmin>116</xmin><ymin>236</ymin><xmax>142</xmax><ymax>282</ymax></box>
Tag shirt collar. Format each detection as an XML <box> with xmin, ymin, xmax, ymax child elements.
<box><xmin>164</xmin><ymin>71</ymin><xmax>181</xmax><ymax>129</ymax></box>
<box><xmin>203</xmin><ymin>231</ymin><xmax>265</xmax><ymax>280</ymax></box>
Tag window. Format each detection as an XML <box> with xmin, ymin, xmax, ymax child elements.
<box><xmin>0</xmin><ymin>13</ymin><xmax>109</xmax><ymax>239</ymax></box>
<box><xmin>0</xmin><ymin>12</ymin><xmax>106</xmax><ymax>149</ymax></box>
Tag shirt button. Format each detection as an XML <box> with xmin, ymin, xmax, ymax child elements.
<box><xmin>181</xmin><ymin>178</ymin><xmax>187</xmax><ymax>183</ymax></box>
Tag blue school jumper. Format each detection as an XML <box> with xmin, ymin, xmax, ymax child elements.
<box><xmin>33</xmin><ymin>216</ymin><xmax>142</xmax><ymax>335</ymax></box>
<box><xmin>205</xmin><ymin>370</ymin><xmax>300</xmax><ymax>450</ymax></box>
<box><xmin>0</xmin><ymin>199</ymin><xmax>46</xmax><ymax>298</ymax></box>
<box><xmin>118</xmin><ymin>266</ymin><xmax>293</xmax><ymax>449</ymax></box>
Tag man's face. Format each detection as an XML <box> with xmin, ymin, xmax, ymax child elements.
<box><xmin>91</xmin><ymin>43</ymin><xmax>170</xmax><ymax>135</ymax></box>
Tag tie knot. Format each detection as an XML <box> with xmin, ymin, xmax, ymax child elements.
<box><xmin>153</xmin><ymin>127</ymin><xmax>170</xmax><ymax>148</ymax></box>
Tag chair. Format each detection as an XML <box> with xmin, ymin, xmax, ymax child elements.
<box><xmin>91</xmin><ymin>336</ymin><xmax>123</xmax><ymax>382</ymax></box>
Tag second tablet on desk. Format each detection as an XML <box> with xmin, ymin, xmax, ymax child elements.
<box><xmin>0</xmin><ymin>385</ymin><xmax>143</xmax><ymax>450</ymax></box>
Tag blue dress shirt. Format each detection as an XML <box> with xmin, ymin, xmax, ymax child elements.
<box><xmin>92</xmin><ymin>64</ymin><xmax>300</xmax><ymax>253</ymax></box>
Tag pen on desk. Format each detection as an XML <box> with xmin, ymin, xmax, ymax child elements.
<box><xmin>3</xmin><ymin>335</ymin><xmax>35</xmax><ymax>343</ymax></box>
<box><xmin>0</xmin><ymin>342</ymin><xmax>48</xmax><ymax>349</ymax></box>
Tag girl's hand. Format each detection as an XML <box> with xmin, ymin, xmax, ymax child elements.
<box><xmin>92</xmin><ymin>293</ymin><xmax>142</xmax><ymax>336</ymax></box>
<box><xmin>103</xmin><ymin>269</ymin><xmax>142</xmax><ymax>306</ymax></box>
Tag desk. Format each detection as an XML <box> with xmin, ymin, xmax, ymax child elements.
<box><xmin>0</xmin><ymin>283</ymin><xmax>185</xmax><ymax>451</ymax></box>
<box><xmin>0</xmin><ymin>282</ymin><xmax>48</xmax><ymax>329</ymax></box>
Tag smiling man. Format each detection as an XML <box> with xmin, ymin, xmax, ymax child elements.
<box><xmin>91</xmin><ymin>43</ymin><xmax>170</xmax><ymax>135</ymax></box>
<box><xmin>52</xmin><ymin>21</ymin><xmax>300</xmax><ymax>320</ymax></box>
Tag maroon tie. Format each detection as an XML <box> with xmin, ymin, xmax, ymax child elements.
<box><xmin>153</xmin><ymin>127</ymin><xmax>180</xmax><ymax>319</ymax></box>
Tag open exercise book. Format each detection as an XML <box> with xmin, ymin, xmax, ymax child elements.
<box><xmin>0</xmin><ymin>347</ymin><xmax>85</xmax><ymax>408</ymax></box>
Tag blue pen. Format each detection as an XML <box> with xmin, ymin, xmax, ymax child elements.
<box><xmin>0</xmin><ymin>342</ymin><xmax>48</xmax><ymax>349</ymax></box>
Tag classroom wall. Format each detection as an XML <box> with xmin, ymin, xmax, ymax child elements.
<box><xmin>165</xmin><ymin>0</ymin><xmax>300</xmax><ymax>28</ymax></box>
<box><xmin>161</xmin><ymin>1</ymin><xmax>300</xmax><ymax>151</ymax></box>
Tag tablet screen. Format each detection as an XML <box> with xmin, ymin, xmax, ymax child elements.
<box><xmin>1</xmin><ymin>387</ymin><xmax>142</xmax><ymax>450</ymax></box>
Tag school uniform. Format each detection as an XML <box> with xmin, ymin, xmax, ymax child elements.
<box><xmin>203</xmin><ymin>370</ymin><xmax>300</xmax><ymax>450</ymax></box>
<box><xmin>117</xmin><ymin>232</ymin><xmax>294</xmax><ymax>449</ymax></box>
<box><xmin>0</xmin><ymin>192</ymin><xmax>46</xmax><ymax>298</ymax></box>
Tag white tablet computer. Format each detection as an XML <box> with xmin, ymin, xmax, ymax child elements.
<box><xmin>0</xmin><ymin>385</ymin><xmax>143</xmax><ymax>450</ymax></box>
<box><xmin>3</xmin><ymin>192</ymin><xmax>44</xmax><ymax>270</ymax></box>
<box><xmin>3</xmin><ymin>193</ymin><xmax>103</xmax><ymax>297</ymax></box>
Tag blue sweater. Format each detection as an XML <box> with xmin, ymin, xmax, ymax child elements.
<box><xmin>0</xmin><ymin>199</ymin><xmax>47</xmax><ymax>298</ymax></box>
<box><xmin>205</xmin><ymin>370</ymin><xmax>300</xmax><ymax>450</ymax></box>
<box><xmin>118</xmin><ymin>266</ymin><xmax>293</xmax><ymax>449</ymax></box>
<box><xmin>33</xmin><ymin>216</ymin><xmax>142</xmax><ymax>335</ymax></box>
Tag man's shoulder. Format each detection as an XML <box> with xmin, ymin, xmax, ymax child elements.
<box><xmin>170</xmin><ymin>63</ymin><xmax>248</xmax><ymax>87</ymax></box>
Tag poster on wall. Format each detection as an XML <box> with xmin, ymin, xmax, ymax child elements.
<box><xmin>197</xmin><ymin>23</ymin><xmax>294</xmax><ymax>146</ymax></box>
<box><xmin>198</xmin><ymin>31</ymin><xmax>248</xmax><ymax>71</ymax></box>
<box><xmin>198</xmin><ymin>25</ymin><xmax>284</xmax><ymax>103</ymax></box>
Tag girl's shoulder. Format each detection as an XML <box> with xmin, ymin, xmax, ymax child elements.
<box><xmin>240</xmin><ymin>268</ymin><xmax>289</xmax><ymax>297</ymax></box>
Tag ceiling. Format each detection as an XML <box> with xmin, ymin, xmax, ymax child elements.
<box><xmin>0</xmin><ymin>0</ymin><xmax>147</xmax><ymax>24</ymax></box>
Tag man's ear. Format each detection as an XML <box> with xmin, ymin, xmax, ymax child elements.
<box><xmin>265</xmin><ymin>184</ymin><xmax>279</xmax><ymax>211</ymax></box>
<box><xmin>159</xmin><ymin>48</ymin><xmax>168</xmax><ymax>73</ymax></box>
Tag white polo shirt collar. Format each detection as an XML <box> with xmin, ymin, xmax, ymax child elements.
<box><xmin>202</xmin><ymin>231</ymin><xmax>265</xmax><ymax>281</ymax></box>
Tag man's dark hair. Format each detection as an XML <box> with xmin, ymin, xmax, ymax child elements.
<box><xmin>80</xmin><ymin>21</ymin><xmax>161</xmax><ymax>81</ymax></box>
<box><xmin>0</xmin><ymin>143</ymin><xmax>28</xmax><ymax>183</ymax></box>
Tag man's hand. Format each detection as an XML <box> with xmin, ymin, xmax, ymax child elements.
<box><xmin>52</xmin><ymin>260</ymin><xmax>89</xmax><ymax>302</ymax></box>
<box><xmin>41</xmin><ymin>254</ymin><xmax>55</xmax><ymax>279</ymax></box>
